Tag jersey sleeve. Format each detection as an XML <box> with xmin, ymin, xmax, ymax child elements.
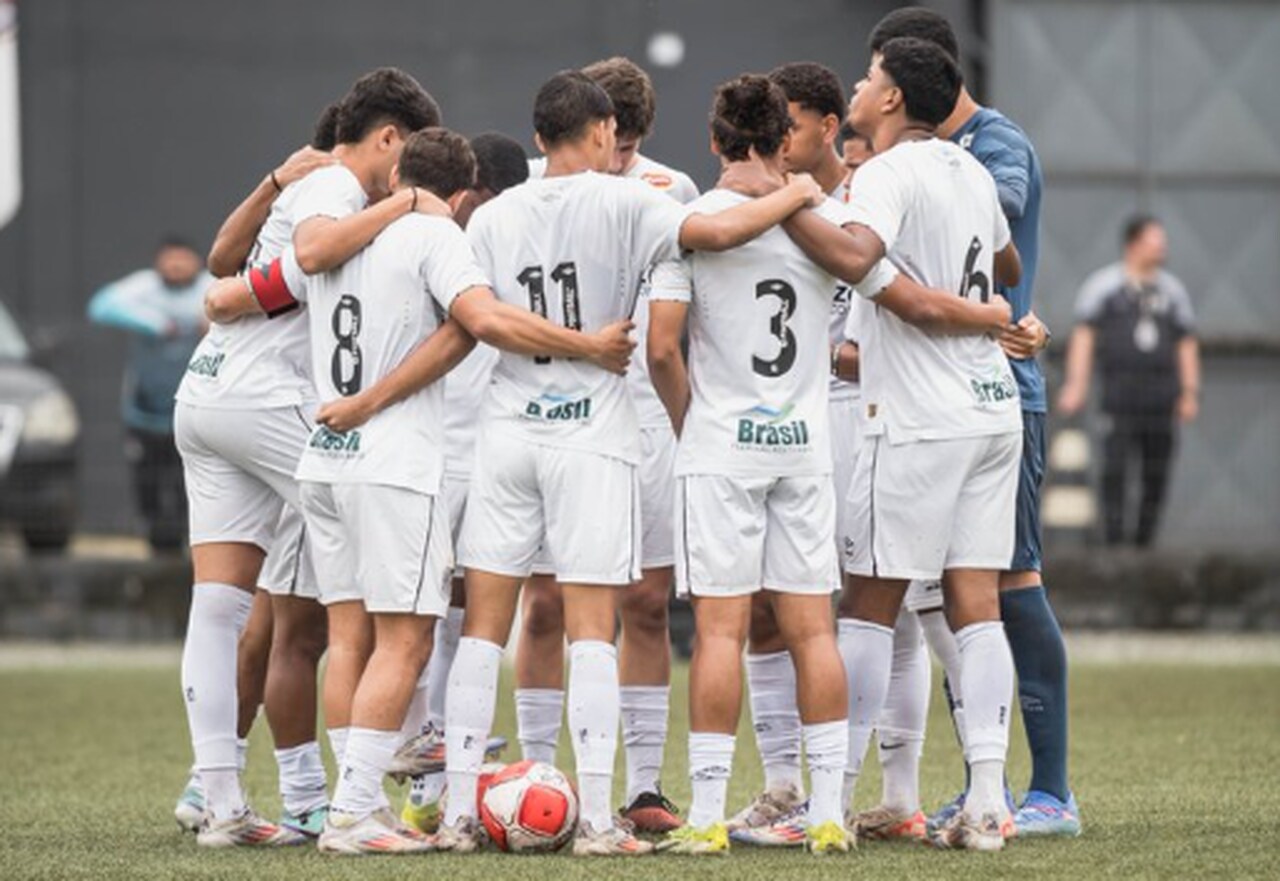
<box><xmin>846</xmin><ymin>157</ymin><xmax>908</xmax><ymax>253</ymax></box>
<box><xmin>419</xmin><ymin>221</ymin><xmax>491</xmax><ymax>314</ymax></box>
<box><xmin>279</xmin><ymin>247</ymin><xmax>309</xmax><ymax>303</ymax></box>
<box><xmin>972</xmin><ymin>131</ymin><xmax>1033</xmax><ymax>221</ymax></box>
<box><xmin>86</xmin><ymin>270</ymin><xmax>172</xmax><ymax>336</ymax></box>
<box><xmin>1164</xmin><ymin>273</ymin><xmax>1196</xmax><ymax>335</ymax></box>
<box><xmin>1074</xmin><ymin>267</ymin><xmax>1117</xmax><ymax>325</ymax></box>
<box><xmin>648</xmin><ymin>258</ymin><xmax>693</xmax><ymax>304</ymax></box>
<box><xmin>627</xmin><ymin>180</ymin><xmax>694</xmax><ymax>268</ymax></box>
<box><xmin>288</xmin><ymin>166</ymin><xmax>365</xmax><ymax>227</ymax></box>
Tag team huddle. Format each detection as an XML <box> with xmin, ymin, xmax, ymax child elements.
<box><xmin>173</xmin><ymin>6</ymin><xmax>1077</xmax><ymax>858</ymax></box>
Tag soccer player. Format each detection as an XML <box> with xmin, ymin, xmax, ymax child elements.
<box><xmin>782</xmin><ymin>36</ymin><xmax>1022</xmax><ymax>850</ymax></box>
<box><xmin>513</xmin><ymin>55</ymin><xmax>697</xmax><ymax>834</ymax></box>
<box><xmin>205</xmin><ymin>127</ymin><xmax>637</xmax><ymax>853</ymax></box>
<box><xmin>173</xmin><ymin>68</ymin><xmax>442</xmax><ymax>847</ymax></box>
<box><xmin>437</xmin><ymin>70</ymin><xmax>822</xmax><ymax>856</ymax></box>
<box><xmin>645</xmin><ymin>72</ymin><xmax>854</xmax><ymax>856</ymax></box>
<box><xmin>866</xmin><ymin>7</ymin><xmax>1075</xmax><ymax>838</ymax></box>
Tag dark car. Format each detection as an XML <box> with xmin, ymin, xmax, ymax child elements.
<box><xmin>0</xmin><ymin>300</ymin><xmax>79</xmax><ymax>551</ymax></box>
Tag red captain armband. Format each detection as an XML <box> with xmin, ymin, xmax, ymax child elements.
<box><xmin>246</xmin><ymin>258</ymin><xmax>299</xmax><ymax>318</ymax></box>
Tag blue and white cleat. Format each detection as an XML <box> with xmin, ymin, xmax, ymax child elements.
<box><xmin>174</xmin><ymin>776</ymin><xmax>206</xmax><ymax>833</ymax></box>
<box><xmin>1013</xmin><ymin>791</ymin><xmax>1082</xmax><ymax>838</ymax></box>
<box><xmin>281</xmin><ymin>804</ymin><xmax>329</xmax><ymax>839</ymax></box>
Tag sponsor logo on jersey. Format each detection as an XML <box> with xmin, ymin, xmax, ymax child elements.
<box><xmin>969</xmin><ymin>369</ymin><xmax>1019</xmax><ymax>405</ymax></box>
<box><xmin>186</xmin><ymin>352</ymin><xmax>226</xmax><ymax>379</ymax></box>
<box><xmin>308</xmin><ymin>424</ymin><xmax>361</xmax><ymax>454</ymax></box>
<box><xmin>735</xmin><ymin>402</ymin><xmax>811</xmax><ymax>451</ymax></box>
<box><xmin>524</xmin><ymin>393</ymin><xmax>592</xmax><ymax>422</ymax></box>
<box><xmin>641</xmin><ymin>171</ymin><xmax>673</xmax><ymax>190</ymax></box>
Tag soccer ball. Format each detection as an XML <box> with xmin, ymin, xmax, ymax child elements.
<box><xmin>479</xmin><ymin>760</ymin><xmax>578</xmax><ymax>852</ymax></box>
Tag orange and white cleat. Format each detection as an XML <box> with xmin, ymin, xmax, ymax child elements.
<box><xmin>196</xmin><ymin>808</ymin><xmax>307</xmax><ymax>848</ymax></box>
<box><xmin>572</xmin><ymin>820</ymin><xmax>655</xmax><ymax>856</ymax></box>
<box><xmin>847</xmin><ymin>805</ymin><xmax>927</xmax><ymax>842</ymax></box>
<box><xmin>929</xmin><ymin>810</ymin><xmax>1015</xmax><ymax>852</ymax></box>
<box><xmin>317</xmin><ymin>807</ymin><xmax>434</xmax><ymax>855</ymax></box>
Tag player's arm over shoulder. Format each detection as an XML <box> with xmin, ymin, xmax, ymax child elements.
<box><xmin>970</xmin><ymin>118</ymin><xmax>1035</xmax><ymax>221</ymax></box>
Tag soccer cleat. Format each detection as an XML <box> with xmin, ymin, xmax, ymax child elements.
<box><xmin>1013</xmin><ymin>790</ymin><xmax>1082</xmax><ymax>838</ymax></box>
<box><xmin>432</xmin><ymin>815</ymin><xmax>485</xmax><ymax>853</ymax></box>
<box><xmin>929</xmin><ymin>810</ymin><xmax>1014</xmax><ymax>852</ymax></box>
<box><xmin>725</xmin><ymin>782</ymin><xmax>806</xmax><ymax>833</ymax></box>
<box><xmin>729</xmin><ymin>800</ymin><xmax>808</xmax><ymax>847</ymax></box>
<box><xmin>847</xmin><ymin>805</ymin><xmax>927</xmax><ymax>842</ymax></box>
<box><xmin>927</xmin><ymin>786</ymin><xmax>1016</xmax><ymax>833</ymax></box>
<box><xmin>281</xmin><ymin>804</ymin><xmax>328</xmax><ymax>839</ymax></box>
<box><xmin>387</xmin><ymin>726</ymin><xmax>508</xmax><ymax>783</ymax></box>
<box><xmin>806</xmin><ymin>820</ymin><xmax>854</xmax><ymax>855</ymax></box>
<box><xmin>620</xmin><ymin>789</ymin><xmax>684</xmax><ymax>833</ymax></box>
<box><xmin>317</xmin><ymin>807</ymin><xmax>434</xmax><ymax>855</ymax></box>
<box><xmin>196</xmin><ymin>808</ymin><xmax>308</xmax><ymax>848</ymax></box>
<box><xmin>400</xmin><ymin>785</ymin><xmax>443</xmax><ymax>835</ymax></box>
<box><xmin>573</xmin><ymin>820</ymin><xmax>655</xmax><ymax>856</ymax></box>
<box><xmin>656</xmin><ymin>822</ymin><xmax>730</xmax><ymax>855</ymax></box>
<box><xmin>173</xmin><ymin>777</ymin><xmax>206</xmax><ymax>833</ymax></box>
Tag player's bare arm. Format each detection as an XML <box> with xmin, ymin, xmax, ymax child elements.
<box><xmin>677</xmin><ymin>174</ymin><xmax>822</xmax><ymax>252</ymax></box>
<box><xmin>646</xmin><ymin>299</ymin><xmax>690</xmax><ymax>435</ymax></box>
<box><xmin>872</xmin><ymin>275</ymin><xmax>1011</xmax><ymax>334</ymax></box>
<box><xmin>1056</xmin><ymin>324</ymin><xmax>1095</xmax><ymax>416</ymax></box>
<box><xmin>203</xmin><ymin>275</ymin><xmax>257</xmax><ymax>324</ymax></box>
<box><xmin>292</xmin><ymin>186</ymin><xmax>451</xmax><ymax>274</ymax></box>
<box><xmin>206</xmin><ymin>146</ymin><xmax>336</xmax><ymax>277</ymax></box>
<box><xmin>833</xmin><ymin>340</ymin><xmax>860</xmax><ymax>382</ymax></box>
<box><xmin>994</xmin><ymin>240</ymin><xmax>1022</xmax><ymax>288</ymax></box>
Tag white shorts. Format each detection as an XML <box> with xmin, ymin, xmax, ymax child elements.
<box><xmin>175</xmin><ymin>402</ymin><xmax>311</xmax><ymax>550</ymax></box>
<box><xmin>257</xmin><ymin>504</ymin><xmax>320</xmax><ymax>600</ymax></box>
<box><xmin>299</xmin><ymin>481</ymin><xmax>452</xmax><ymax>616</ymax></box>
<box><xmin>903</xmin><ymin>578</ymin><xmax>944</xmax><ymax>613</ymax></box>
<box><xmin>444</xmin><ymin>475</ymin><xmax>470</xmax><ymax>547</ymax></box>
<box><xmin>829</xmin><ymin>394</ymin><xmax>863</xmax><ymax>562</ymax></box>
<box><xmin>458</xmin><ymin>431</ymin><xmax>641</xmax><ymax>586</ymax></box>
<box><xmin>676</xmin><ymin>474</ymin><xmax>840</xmax><ymax>598</ymax></box>
<box><xmin>843</xmin><ymin>432</ymin><xmax>1020</xmax><ymax>581</ymax></box>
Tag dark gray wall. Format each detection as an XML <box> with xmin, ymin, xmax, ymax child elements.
<box><xmin>0</xmin><ymin>0</ymin><xmax>899</xmax><ymax>533</ymax></box>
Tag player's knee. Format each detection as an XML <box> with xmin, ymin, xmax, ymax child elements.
<box><xmin>523</xmin><ymin>593</ymin><xmax>565</xmax><ymax>639</ymax></box>
<box><xmin>621</xmin><ymin>586</ymin><xmax>669</xmax><ymax>637</ymax></box>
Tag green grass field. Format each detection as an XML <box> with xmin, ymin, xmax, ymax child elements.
<box><xmin>1</xmin><ymin>642</ymin><xmax>1278</xmax><ymax>880</ymax></box>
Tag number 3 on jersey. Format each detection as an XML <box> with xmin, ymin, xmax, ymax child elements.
<box><xmin>517</xmin><ymin>261</ymin><xmax>581</xmax><ymax>365</ymax></box>
<box><xmin>331</xmin><ymin>294</ymin><xmax>362</xmax><ymax>395</ymax></box>
<box><xmin>753</xmin><ymin>279</ymin><xmax>798</xmax><ymax>378</ymax></box>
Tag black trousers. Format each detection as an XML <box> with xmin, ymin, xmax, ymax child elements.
<box><xmin>125</xmin><ymin>428</ymin><xmax>187</xmax><ymax>551</ymax></box>
<box><xmin>1101</xmin><ymin>410</ymin><xmax>1175</xmax><ymax>547</ymax></box>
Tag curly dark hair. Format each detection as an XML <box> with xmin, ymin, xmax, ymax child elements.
<box><xmin>709</xmin><ymin>74</ymin><xmax>792</xmax><ymax>161</ymax></box>
<box><xmin>310</xmin><ymin>102</ymin><xmax>341</xmax><ymax>151</ymax></box>
<box><xmin>878</xmin><ymin>37</ymin><xmax>962</xmax><ymax>127</ymax></box>
<box><xmin>397</xmin><ymin>128</ymin><xmax>476</xmax><ymax>199</ymax></box>
<box><xmin>868</xmin><ymin>6</ymin><xmax>960</xmax><ymax>63</ymax></box>
<box><xmin>768</xmin><ymin>62</ymin><xmax>845</xmax><ymax>121</ymax></box>
<box><xmin>335</xmin><ymin>67</ymin><xmax>442</xmax><ymax>145</ymax></box>
<box><xmin>469</xmin><ymin>132</ymin><xmax>530</xmax><ymax>195</ymax></box>
<box><xmin>582</xmin><ymin>56</ymin><xmax>656</xmax><ymax>140</ymax></box>
<box><xmin>533</xmin><ymin>70</ymin><xmax>615</xmax><ymax>147</ymax></box>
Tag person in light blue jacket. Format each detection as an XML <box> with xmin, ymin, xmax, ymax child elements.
<box><xmin>88</xmin><ymin>237</ymin><xmax>209</xmax><ymax>549</ymax></box>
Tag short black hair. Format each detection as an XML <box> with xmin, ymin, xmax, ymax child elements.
<box><xmin>397</xmin><ymin>128</ymin><xmax>476</xmax><ymax>199</ymax></box>
<box><xmin>335</xmin><ymin>67</ymin><xmax>442</xmax><ymax>144</ymax></box>
<box><xmin>710</xmin><ymin>74</ymin><xmax>793</xmax><ymax>161</ymax></box>
<box><xmin>533</xmin><ymin>70</ymin><xmax>615</xmax><ymax>147</ymax></box>
<box><xmin>582</xmin><ymin>57</ymin><xmax>656</xmax><ymax>140</ymax></box>
<box><xmin>869</xmin><ymin>6</ymin><xmax>961</xmax><ymax>63</ymax></box>
<box><xmin>157</xmin><ymin>235</ymin><xmax>198</xmax><ymax>254</ymax></box>
<box><xmin>768</xmin><ymin>62</ymin><xmax>845</xmax><ymax>121</ymax></box>
<box><xmin>1123</xmin><ymin>214</ymin><xmax>1161</xmax><ymax>246</ymax></box>
<box><xmin>469</xmin><ymin>132</ymin><xmax>529</xmax><ymax>195</ymax></box>
<box><xmin>310</xmin><ymin>102</ymin><xmax>341</xmax><ymax>151</ymax></box>
<box><xmin>878</xmin><ymin>37</ymin><xmax>962</xmax><ymax>127</ymax></box>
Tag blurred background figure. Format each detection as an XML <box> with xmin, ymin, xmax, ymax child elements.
<box><xmin>87</xmin><ymin>237</ymin><xmax>209</xmax><ymax>551</ymax></box>
<box><xmin>838</xmin><ymin>122</ymin><xmax>873</xmax><ymax>177</ymax></box>
<box><xmin>1058</xmin><ymin>216</ymin><xmax>1200</xmax><ymax>547</ymax></box>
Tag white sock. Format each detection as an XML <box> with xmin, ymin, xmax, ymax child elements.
<box><xmin>275</xmin><ymin>741</ymin><xmax>328</xmax><ymax>815</ymax></box>
<box><xmin>567</xmin><ymin>641</ymin><xmax>621</xmax><ymax>831</ymax></box>
<box><xmin>331</xmin><ymin>728</ymin><xmax>398</xmax><ymax>816</ymax></box>
<box><xmin>687</xmin><ymin>732</ymin><xmax>735</xmax><ymax>828</ymax></box>
<box><xmin>427</xmin><ymin>607</ymin><xmax>464</xmax><ymax>730</ymax></box>
<box><xmin>745</xmin><ymin>651</ymin><xmax>803</xmax><ymax>793</ymax></box>
<box><xmin>515</xmin><ymin>688</ymin><xmax>563</xmax><ymax>764</ymax></box>
<box><xmin>955</xmin><ymin>620</ymin><xmax>1014</xmax><ymax>818</ymax></box>
<box><xmin>803</xmin><ymin>721</ymin><xmax>849</xmax><ymax>826</ymax></box>
<box><xmin>181</xmin><ymin>583</ymin><xmax>253</xmax><ymax>821</ymax></box>
<box><xmin>620</xmin><ymin>685</ymin><xmax>669</xmax><ymax>803</ymax></box>
<box><xmin>327</xmin><ymin>727</ymin><xmax>350</xmax><ymax>767</ymax></box>
<box><xmin>878</xmin><ymin>610</ymin><xmax>930</xmax><ymax>814</ymax></box>
<box><xmin>920</xmin><ymin>609</ymin><xmax>965</xmax><ymax>750</ymax></box>
<box><xmin>836</xmin><ymin>618</ymin><xmax>893</xmax><ymax>811</ymax></box>
<box><xmin>444</xmin><ymin>637</ymin><xmax>502</xmax><ymax>825</ymax></box>
<box><xmin>237</xmin><ymin>738</ymin><xmax>249</xmax><ymax>774</ymax></box>
<box><xmin>399</xmin><ymin>662</ymin><xmax>432</xmax><ymax>744</ymax></box>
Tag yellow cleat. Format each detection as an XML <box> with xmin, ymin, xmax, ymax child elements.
<box><xmin>400</xmin><ymin>795</ymin><xmax>442</xmax><ymax>835</ymax></box>
<box><xmin>806</xmin><ymin>820</ymin><xmax>854</xmax><ymax>855</ymax></box>
<box><xmin>657</xmin><ymin>822</ymin><xmax>730</xmax><ymax>855</ymax></box>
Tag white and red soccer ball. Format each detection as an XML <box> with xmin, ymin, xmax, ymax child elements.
<box><xmin>479</xmin><ymin>759</ymin><xmax>578</xmax><ymax>852</ymax></box>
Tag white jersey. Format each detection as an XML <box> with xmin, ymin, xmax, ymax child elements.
<box><xmin>466</xmin><ymin>171</ymin><xmax>690</xmax><ymax>465</ymax></box>
<box><xmin>284</xmin><ymin>212</ymin><xmax>489</xmax><ymax>494</ymax></box>
<box><xmin>528</xmin><ymin>153</ymin><xmax>699</xmax><ymax>428</ymax></box>
<box><xmin>827</xmin><ymin>177</ymin><xmax>860</xmax><ymax>402</ymax></box>
<box><xmin>849</xmin><ymin>139</ymin><xmax>1020</xmax><ymax>444</ymax></box>
<box><xmin>176</xmin><ymin>165</ymin><xmax>366</xmax><ymax>410</ymax></box>
<box><xmin>442</xmin><ymin>342</ymin><xmax>499</xmax><ymax>481</ymax></box>
<box><xmin>651</xmin><ymin>190</ymin><xmax>853</xmax><ymax>478</ymax></box>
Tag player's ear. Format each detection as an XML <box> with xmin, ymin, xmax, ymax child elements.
<box><xmin>708</xmin><ymin>130</ymin><xmax>721</xmax><ymax>158</ymax></box>
<box><xmin>378</xmin><ymin>123</ymin><xmax>400</xmax><ymax>151</ymax></box>
<box><xmin>389</xmin><ymin>163</ymin><xmax>401</xmax><ymax>191</ymax></box>
<box><xmin>883</xmin><ymin>85</ymin><xmax>903</xmax><ymax>117</ymax></box>
<box><xmin>533</xmin><ymin>132</ymin><xmax>548</xmax><ymax>156</ymax></box>
<box><xmin>822</xmin><ymin>113</ymin><xmax>840</xmax><ymax>146</ymax></box>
